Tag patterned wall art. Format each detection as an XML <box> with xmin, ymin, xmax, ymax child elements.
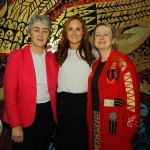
<box><xmin>0</xmin><ymin>0</ymin><xmax>150</xmax><ymax>149</ymax></box>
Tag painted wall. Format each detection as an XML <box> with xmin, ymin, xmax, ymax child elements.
<box><xmin>0</xmin><ymin>0</ymin><xmax>150</xmax><ymax>149</ymax></box>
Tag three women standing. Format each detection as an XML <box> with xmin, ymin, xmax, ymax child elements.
<box><xmin>3</xmin><ymin>13</ymin><xmax>140</xmax><ymax>150</ymax></box>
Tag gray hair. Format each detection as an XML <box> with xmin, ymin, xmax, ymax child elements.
<box><xmin>92</xmin><ymin>22</ymin><xmax>117</xmax><ymax>50</ymax></box>
<box><xmin>28</xmin><ymin>14</ymin><xmax>51</xmax><ymax>33</ymax></box>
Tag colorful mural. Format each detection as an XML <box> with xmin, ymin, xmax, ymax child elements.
<box><xmin>0</xmin><ymin>0</ymin><xmax>150</xmax><ymax>150</ymax></box>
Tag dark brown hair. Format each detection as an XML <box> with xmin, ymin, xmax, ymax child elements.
<box><xmin>55</xmin><ymin>15</ymin><xmax>95</xmax><ymax>66</ymax></box>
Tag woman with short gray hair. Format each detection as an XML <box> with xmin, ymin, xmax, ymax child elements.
<box><xmin>3</xmin><ymin>14</ymin><xmax>58</xmax><ymax>150</ymax></box>
<box><xmin>28</xmin><ymin>14</ymin><xmax>51</xmax><ymax>33</ymax></box>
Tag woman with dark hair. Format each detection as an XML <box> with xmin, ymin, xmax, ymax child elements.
<box><xmin>3</xmin><ymin>14</ymin><xmax>58</xmax><ymax>150</ymax></box>
<box><xmin>55</xmin><ymin>15</ymin><xmax>96</xmax><ymax>150</ymax></box>
<box><xmin>87</xmin><ymin>22</ymin><xmax>140</xmax><ymax>150</ymax></box>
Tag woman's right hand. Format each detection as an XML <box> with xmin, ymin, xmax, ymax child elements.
<box><xmin>12</xmin><ymin>125</ymin><xmax>24</xmax><ymax>143</ymax></box>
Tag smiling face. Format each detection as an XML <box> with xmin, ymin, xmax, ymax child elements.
<box><xmin>67</xmin><ymin>19</ymin><xmax>84</xmax><ymax>50</ymax></box>
<box><xmin>94</xmin><ymin>25</ymin><xmax>116</xmax><ymax>52</ymax></box>
<box><xmin>28</xmin><ymin>21</ymin><xmax>50</xmax><ymax>49</ymax></box>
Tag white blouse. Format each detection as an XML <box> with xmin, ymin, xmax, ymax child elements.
<box><xmin>57</xmin><ymin>49</ymin><xmax>92</xmax><ymax>93</ymax></box>
<box><xmin>31</xmin><ymin>50</ymin><xmax>50</xmax><ymax>103</ymax></box>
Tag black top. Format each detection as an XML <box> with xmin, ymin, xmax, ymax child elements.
<box><xmin>91</xmin><ymin>61</ymin><xmax>105</xmax><ymax>111</ymax></box>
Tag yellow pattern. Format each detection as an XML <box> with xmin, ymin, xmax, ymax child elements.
<box><xmin>124</xmin><ymin>71</ymin><xmax>136</xmax><ymax>112</ymax></box>
<box><xmin>0</xmin><ymin>0</ymin><xmax>60</xmax><ymax>53</ymax></box>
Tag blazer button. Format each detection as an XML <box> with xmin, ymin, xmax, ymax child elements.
<box><xmin>100</xmin><ymin>87</ymin><xmax>103</xmax><ymax>90</ymax></box>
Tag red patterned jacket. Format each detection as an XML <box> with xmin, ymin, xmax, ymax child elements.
<box><xmin>87</xmin><ymin>50</ymin><xmax>140</xmax><ymax>150</ymax></box>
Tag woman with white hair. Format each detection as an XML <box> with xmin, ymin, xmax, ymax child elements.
<box><xmin>3</xmin><ymin>14</ymin><xmax>58</xmax><ymax>150</ymax></box>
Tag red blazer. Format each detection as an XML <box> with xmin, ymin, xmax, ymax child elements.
<box><xmin>3</xmin><ymin>44</ymin><xmax>58</xmax><ymax>128</ymax></box>
<box><xmin>87</xmin><ymin>50</ymin><xmax>140</xmax><ymax>150</ymax></box>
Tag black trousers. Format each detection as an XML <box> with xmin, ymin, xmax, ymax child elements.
<box><xmin>12</xmin><ymin>101</ymin><xmax>55</xmax><ymax>150</ymax></box>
